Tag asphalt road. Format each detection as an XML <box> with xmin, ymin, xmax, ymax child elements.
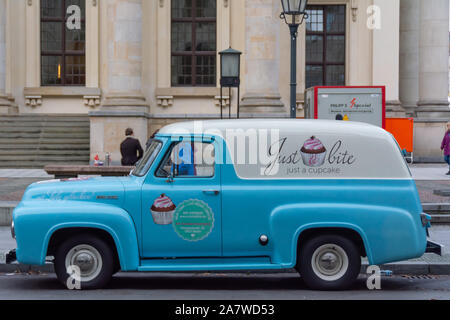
<box><xmin>0</xmin><ymin>272</ymin><xmax>449</xmax><ymax>300</ymax></box>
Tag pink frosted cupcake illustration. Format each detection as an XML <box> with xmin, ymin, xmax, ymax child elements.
<box><xmin>301</xmin><ymin>136</ymin><xmax>327</xmax><ymax>167</ymax></box>
<box><xmin>151</xmin><ymin>194</ymin><xmax>176</xmax><ymax>225</ymax></box>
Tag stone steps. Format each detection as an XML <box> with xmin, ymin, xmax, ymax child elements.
<box><xmin>0</xmin><ymin>138</ymin><xmax>90</xmax><ymax>144</ymax></box>
<box><xmin>0</xmin><ymin>155</ymin><xmax>89</xmax><ymax>161</ymax></box>
<box><xmin>0</xmin><ymin>149</ymin><xmax>90</xmax><ymax>156</ymax></box>
<box><xmin>0</xmin><ymin>115</ymin><xmax>90</xmax><ymax>168</ymax></box>
<box><xmin>0</xmin><ymin>160</ymin><xmax>89</xmax><ymax>169</ymax></box>
<box><xmin>0</xmin><ymin>133</ymin><xmax>90</xmax><ymax>139</ymax></box>
<box><xmin>0</xmin><ymin>126</ymin><xmax>89</xmax><ymax>132</ymax></box>
<box><xmin>0</xmin><ymin>144</ymin><xmax>89</xmax><ymax>150</ymax></box>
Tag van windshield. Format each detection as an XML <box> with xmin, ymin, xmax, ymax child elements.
<box><xmin>132</xmin><ymin>140</ymin><xmax>162</xmax><ymax>177</ymax></box>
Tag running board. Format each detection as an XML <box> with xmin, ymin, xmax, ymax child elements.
<box><xmin>138</xmin><ymin>257</ymin><xmax>288</xmax><ymax>272</ymax></box>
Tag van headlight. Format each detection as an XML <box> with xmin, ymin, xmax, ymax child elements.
<box><xmin>11</xmin><ymin>220</ymin><xmax>15</xmax><ymax>239</ymax></box>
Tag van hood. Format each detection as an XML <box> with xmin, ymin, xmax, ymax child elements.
<box><xmin>21</xmin><ymin>177</ymin><xmax>125</xmax><ymax>206</ymax></box>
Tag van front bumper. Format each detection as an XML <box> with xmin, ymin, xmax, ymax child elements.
<box><xmin>421</xmin><ymin>212</ymin><xmax>443</xmax><ymax>256</ymax></box>
<box><xmin>426</xmin><ymin>240</ymin><xmax>443</xmax><ymax>256</ymax></box>
<box><xmin>5</xmin><ymin>249</ymin><xmax>16</xmax><ymax>264</ymax></box>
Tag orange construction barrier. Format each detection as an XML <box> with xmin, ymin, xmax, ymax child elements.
<box><xmin>385</xmin><ymin>118</ymin><xmax>414</xmax><ymax>153</ymax></box>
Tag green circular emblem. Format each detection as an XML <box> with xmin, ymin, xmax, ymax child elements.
<box><xmin>172</xmin><ymin>199</ymin><xmax>214</xmax><ymax>242</ymax></box>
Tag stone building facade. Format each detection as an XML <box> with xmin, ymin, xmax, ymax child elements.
<box><xmin>0</xmin><ymin>0</ymin><xmax>449</xmax><ymax>164</ymax></box>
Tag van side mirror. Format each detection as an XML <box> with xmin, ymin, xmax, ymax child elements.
<box><xmin>166</xmin><ymin>163</ymin><xmax>176</xmax><ymax>183</ymax></box>
<box><xmin>166</xmin><ymin>171</ymin><xmax>174</xmax><ymax>183</ymax></box>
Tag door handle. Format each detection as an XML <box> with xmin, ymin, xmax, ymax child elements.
<box><xmin>203</xmin><ymin>190</ymin><xmax>220</xmax><ymax>195</ymax></box>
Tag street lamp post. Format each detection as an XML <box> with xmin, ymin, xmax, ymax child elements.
<box><xmin>280</xmin><ymin>0</ymin><xmax>309</xmax><ymax>119</ymax></box>
<box><xmin>219</xmin><ymin>47</ymin><xmax>242</xmax><ymax>119</ymax></box>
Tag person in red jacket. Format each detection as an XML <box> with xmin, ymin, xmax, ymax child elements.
<box><xmin>441</xmin><ymin>122</ymin><xmax>450</xmax><ymax>175</ymax></box>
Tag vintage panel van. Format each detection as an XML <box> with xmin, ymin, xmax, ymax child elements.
<box><xmin>7</xmin><ymin>119</ymin><xmax>442</xmax><ymax>290</ymax></box>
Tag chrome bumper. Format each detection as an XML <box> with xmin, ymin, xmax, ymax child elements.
<box><xmin>426</xmin><ymin>240</ymin><xmax>443</xmax><ymax>256</ymax></box>
<box><xmin>5</xmin><ymin>249</ymin><xmax>16</xmax><ymax>264</ymax></box>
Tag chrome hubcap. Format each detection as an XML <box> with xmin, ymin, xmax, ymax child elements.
<box><xmin>318</xmin><ymin>252</ymin><xmax>341</xmax><ymax>275</ymax></box>
<box><xmin>65</xmin><ymin>245</ymin><xmax>102</xmax><ymax>282</ymax></box>
<box><xmin>311</xmin><ymin>244</ymin><xmax>349</xmax><ymax>281</ymax></box>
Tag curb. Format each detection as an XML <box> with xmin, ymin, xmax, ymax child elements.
<box><xmin>0</xmin><ymin>262</ymin><xmax>449</xmax><ymax>276</ymax></box>
<box><xmin>362</xmin><ymin>262</ymin><xmax>450</xmax><ymax>276</ymax></box>
<box><xmin>0</xmin><ymin>263</ymin><xmax>54</xmax><ymax>274</ymax></box>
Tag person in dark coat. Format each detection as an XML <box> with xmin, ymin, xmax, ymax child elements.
<box><xmin>120</xmin><ymin>128</ymin><xmax>143</xmax><ymax>166</ymax></box>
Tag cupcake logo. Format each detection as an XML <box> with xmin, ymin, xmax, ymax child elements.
<box><xmin>300</xmin><ymin>136</ymin><xmax>327</xmax><ymax>167</ymax></box>
<box><xmin>151</xmin><ymin>194</ymin><xmax>176</xmax><ymax>225</ymax></box>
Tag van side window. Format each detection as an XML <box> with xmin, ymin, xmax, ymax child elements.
<box><xmin>156</xmin><ymin>142</ymin><xmax>215</xmax><ymax>178</ymax></box>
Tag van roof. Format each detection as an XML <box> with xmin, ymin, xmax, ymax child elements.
<box><xmin>157</xmin><ymin>119</ymin><xmax>410</xmax><ymax>180</ymax></box>
<box><xmin>157</xmin><ymin>119</ymin><xmax>386</xmax><ymax>137</ymax></box>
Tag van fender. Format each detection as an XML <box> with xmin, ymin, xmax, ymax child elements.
<box><xmin>268</xmin><ymin>203</ymin><xmax>424</xmax><ymax>266</ymax></box>
<box><xmin>15</xmin><ymin>201</ymin><xmax>140</xmax><ymax>271</ymax></box>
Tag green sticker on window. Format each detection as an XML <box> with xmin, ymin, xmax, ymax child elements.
<box><xmin>172</xmin><ymin>199</ymin><xmax>214</xmax><ymax>242</ymax></box>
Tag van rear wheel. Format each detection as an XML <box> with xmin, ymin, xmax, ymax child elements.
<box><xmin>54</xmin><ymin>234</ymin><xmax>114</xmax><ymax>290</ymax></box>
<box><xmin>297</xmin><ymin>234</ymin><xmax>361</xmax><ymax>290</ymax></box>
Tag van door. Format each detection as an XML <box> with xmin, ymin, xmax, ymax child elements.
<box><xmin>141</xmin><ymin>139</ymin><xmax>222</xmax><ymax>258</ymax></box>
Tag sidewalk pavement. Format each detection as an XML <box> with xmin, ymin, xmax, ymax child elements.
<box><xmin>409</xmin><ymin>164</ymin><xmax>450</xmax><ymax>181</ymax></box>
<box><xmin>0</xmin><ymin>169</ymin><xmax>52</xmax><ymax>179</ymax></box>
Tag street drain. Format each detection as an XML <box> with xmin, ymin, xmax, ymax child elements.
<box><xmin>401</xmin><ymin>275</ymin><xmax>437</xmax><ymax>280</ymax></box>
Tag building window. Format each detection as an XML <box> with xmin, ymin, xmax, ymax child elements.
<box><xmin>305</xmin><ymin>5</ymin><xmax>346</xmax><ymax>89</ymax></box>
<box><xmin>41</xmin><ymin>0</ymin><xmax>86</xmax><ymax>86</ymax></box>
<box><xmin>171</xmin><ymin>0</ymin><xmax>217</xmax><ymax>87</ymax></box>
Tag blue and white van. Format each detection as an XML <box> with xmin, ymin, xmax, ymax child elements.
<box><xmin>7</xmin><ymin>119</ymin><xmax>442</xmax><ymax>290</ymax></box>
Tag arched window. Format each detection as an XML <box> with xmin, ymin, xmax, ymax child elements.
<box><xmin>41</xmin><ymin>0</ymin><xmax>86</xmax><ymax>86</ymax></box>
<box><xmin>171</xmin><ymin>0</ymin><xmax>217</xmax><ymax>86</ymax></box>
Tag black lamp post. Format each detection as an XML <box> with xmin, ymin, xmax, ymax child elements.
<box><xmin>219</xmin><ymin>47</ymin><xmax>242</xmax><ymax>119</ymax></box>
<box><xmin>280</xmin><ymin>0</ymin><xmax>309</xmax><ymax>119</ymax></box>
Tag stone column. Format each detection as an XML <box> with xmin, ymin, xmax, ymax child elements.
<box><xmin>412</xmin><ymin>0</ymin><xmax>450</xmax><ymax>162</ymax></box>
<box><xmin>372</xmin><ymin>0</ymin><xmax>404</xmax><ymax>117</ymax></box>
<box><xmin>90</xmin><ymin>0</ymin><xmax>150</xmax><ymax>164</ymax></box>
<box><xmin>399</xmin><ymin>0</ymin><xmax>420</xmax><ymax>116</ymax></box>
<box><xmin>415</xmin><ymin>0</ymin><xmax>450</xmax><ymax>118</ymax></box>
<box><xmin>240</xmin><ymin>0</ymin><xmax>285</xmax><ymax>117</ymax></box>
<box><xmin>0</xmin><ymin>0</ymin><xmax>14</xmax><ymax>114</ymax></box>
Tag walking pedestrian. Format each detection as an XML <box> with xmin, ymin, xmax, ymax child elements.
<box><xmin>440</xmin><ymin>122</ymin><xmax>450</xmax><ymax>175</ymax></box>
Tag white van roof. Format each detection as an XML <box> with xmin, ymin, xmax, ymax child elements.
<box><xmin>158</xmin><ymin>119</ymin><xmax>379</xmax><ymax>137</ymax></box>
<box><xmin>158</xmin><ymin>119</ymin><xmax>411</xmax><ymax>180</ymax></box>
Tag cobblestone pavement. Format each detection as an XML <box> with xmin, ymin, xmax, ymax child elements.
<box><xmin>416</xmin><ymin>180</ymin><xmax>450</xmax><ymax>203</ymax></box>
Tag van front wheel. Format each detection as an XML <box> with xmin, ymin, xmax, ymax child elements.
<box><xmin>54</xmin><ymin>234</ymin><xmax>114</xmax><ymax>290</ymax></box>
<box><xmin>297</xmin><ymin>234</ymin><xmax>361</xmax><ymax>290</ymax></box>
